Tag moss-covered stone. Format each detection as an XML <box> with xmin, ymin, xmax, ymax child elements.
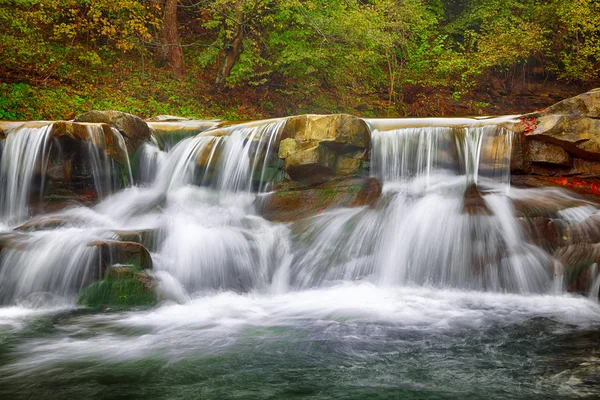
<box><xmin>78</xmin><ymin>267</ymin><xmax>157</xmax><ymax>309</ymax></box>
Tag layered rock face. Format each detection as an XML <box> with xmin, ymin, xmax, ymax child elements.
<box><xmin>261</xmin><ymin>114</ymin><xmax>375</xmax><ymax>221</ymax></box>
<box><xmin>509</xmin><ymin>89</ymin><xmax>600</xmax><ymax>200</ymax></box>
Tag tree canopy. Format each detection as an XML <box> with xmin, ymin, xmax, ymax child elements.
<box><xmin>0</xmin><ymin>0</ymin><xmax>598</xmax><ymax>120</ymax></box>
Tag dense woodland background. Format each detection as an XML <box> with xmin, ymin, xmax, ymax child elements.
<box><xmin>0</xmin><ymin>0</ymin><xmax>599</xmax><ymax>120</ymax></box>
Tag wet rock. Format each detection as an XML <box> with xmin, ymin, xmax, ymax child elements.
<box><xmin>259</xmin><ymin>177</ymin><xmax>381</xmax><ymax>222</ymax></box>
<box><xmin>463</xmin><ymin>184</ymin><xmax>493</xmax><ymax>216</ymax></box>
<box><xmin>511</xmin><ymin>175</ymin><xmax>600</xmax><ymax>203</ymax></box>
<box><xmin>75</xmin><ymin>110</ymin><xmax>151</xmax><ymax>152</ymax></box>
<box><xmin>15</xmin><ymin>216</ymin><xmax>74</xmax><ymax>231</ymax></box>
<box><xmin>88</xmin><ymin>240</ymin><xmax>153</xmax><ymax>271</ymax></box>
<box><xmin>148</xmin><ymin>120</ymin><xmax>219</xmax><ymax>150</ymax></box>
<box><xmin>554</xmin><ymin>244</ymin><xmax>600</xmax><ymax>294</ymax></box>
<box><xmin>0</xmin><ymin>232</ymin><xmax>28</xmax><ymax>251</ymax></box>
<box><xmin>112</xmin><ymin>229</ymin><xmax>157</xmax><ymax>251</ymax></box>
<box><xmin>520</xmin><ymin>217</ymin><xmax>568</xmax><ymax>252</ymax></box>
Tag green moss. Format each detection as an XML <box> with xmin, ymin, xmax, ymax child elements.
<box><xmin>78</xmin><ymin>273</ymin><xmax>157</xmax><ymax>309</ymax></box>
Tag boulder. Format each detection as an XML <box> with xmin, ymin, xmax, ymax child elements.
<box><xmin>258</xmin><ymin>177</ymin><xmax>381</xmax><ymax>222</ymax></box>
<box><xmin>75</xmin><ymin>110</ymin><xmax>151</xmax><ymax>152</ymax></box>
<box><xmin>515</xmin><ymin>89</ymin><xmax>600</xmax><ymax>160</ymax></box>
<box><xmin>278</xmin><ymin>114</ymin><xmax>370</xmax><ymax>184</ymax></box>
<box><xmin>51</xmin><ymin>121</ymin><xmax>130</xmax><ymax>167</ymax></box>
<box><xmin>281</xmin><ymin>114</ymin><xmax>370</xmax><ymax>149</ymax></box>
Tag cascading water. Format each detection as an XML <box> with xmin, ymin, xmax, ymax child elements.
<box><xmin>290</xmin><ymin>123</ymin><xmax>549</xmax><ymax>292</ymax></box>
<box><xmin>0</xmin><ymin>124</ymin><xmax>132</xmax><ymax>225</ymax></box>
<box><xmin>2</xmin><ymin>116</ymin><xmax>600</xmax><ymax>398</ymax></box>
<box><xmin>83</xmin><ymin>124</ymin><xmax>133</xmax><ymax>198</ymax></box>
<box><xmin>0</xmin><ymin>124</ymin><xmax>53</xmax><ymax>223</ymax></box>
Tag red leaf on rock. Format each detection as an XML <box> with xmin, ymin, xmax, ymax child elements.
<box><xmin>520</xmin><ymin>117</ymin><xmax>537</xmax><ymax>135</ymax></box>
<box><xmin>591</xmin><ymin>182</ymin><xmax>600</xmax><ymax>195</ymax></box>
<box><xmin>552</xmin><ymin>177</ymin><xmax>568</xmax><ymax>186</ymax></box>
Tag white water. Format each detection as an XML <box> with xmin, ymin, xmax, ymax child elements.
<box><xmin>0</xmin><ymin>125</ymin><xmax>53</xmax><ymax>223</ymax></box>
<box><xmin>2</xmin><ymin>283</ymin><xmax>600</xmax><ymax>374</ymax></box>
<box><xmin>0</xmin><ymin>124</ymin><xmax>132</xmax><ymax>225</ymax></box>
<box><xmin>84</xmin><ymin>125</ymin><xmax>133</xmax><ymax>198</ymax></box>
<box><xmin>0</xmin><ymin>118</ymin><xmax>599</xmax><ymax>306</ymax></box>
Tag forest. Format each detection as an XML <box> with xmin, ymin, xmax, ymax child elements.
<box><xmin>1</xmin><ymin>0</ymin><xmax>599</xmax><ymax>120</ymax></box>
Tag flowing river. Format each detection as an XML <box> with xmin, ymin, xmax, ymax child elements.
<box><xmin>1</xmin><ymin>117</ymin><xmax>600</xmax><ymax>399</ymax></box>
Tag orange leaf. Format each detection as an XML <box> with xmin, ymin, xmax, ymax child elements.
<box><xmin>552</xmin><ymin>177</ymin><xmax>568</xmax><ymax>186</ymax></box>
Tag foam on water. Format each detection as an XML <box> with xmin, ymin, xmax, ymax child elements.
<box><xmin>2</xmin><ymin>283</ymin><xmax>600</xmax><ymax>374</ymax></box>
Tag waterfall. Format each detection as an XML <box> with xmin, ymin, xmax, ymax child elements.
<box><xmin>0</xmin><ymin>229</ymin><xmax>110</xmax><ymax>305</ymax></box>
<box><xmin>0</xmin><ymin>124</ymin><xmax>133</xmax><ymax>226</ymax></box>
<box><xmin>135</xmin><ymin>142</ymin><xmax>167</xmax><ymax>185</ymax></box>
<box><xmin>156</xmin><ymin>118</ymin><xmax>286</xmax><ymax>194</ymax></box>
<box><xmin>0</xmin><ymin>125</ymin><xmax>53</xmax><ymax>224</ymax></box>
<box><xmin>370</xmin><ymin>125</ymin><xmax>513</xmax><ymax>186</ymax></box>
<box><xmin>287</xmin><ymin>123</ymin><xmax>550</xmax><ymax>293</ymax></box>
<box><xmin>84</xmin><ymin>125</ymin><xmax>133</xmax><ymax>198</ymax></box>
<box><xmin>0</xmin><ymin>116</ymin><xmax>595</xmax><ymax>304</ymax></box>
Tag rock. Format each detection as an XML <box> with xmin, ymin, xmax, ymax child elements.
<box><xmin>77</xmin><ymin>266</ymin><xmax>156</xmax><ymax>309</ymax></box>
<box><xmin>75</xmin><ymin>110</ymin><xmax>151</xmax><ymax>152</ymax></box>
<box><xmin>511</xmin><ymin>175</ymin><xmax>600</xmax><ymax>203</ymax></box>
<box><xmin>463</xmin><ymin>184</ymin><xmax>492</xmax><ymax>216</ymax></box>
<box><xmin>519</xmin><ymin>89</ymin><xmax>600</xmax><ymax>160</ymax></box>
<box><xmin>278</xmin><ymin>114</ymin><xmax>370</xmax><ymax>184</ymax></box>
<box><xmin>15</xmin><ymin>216</ymin><xmax>75</xmax><ymax>231</ymax></box>
<box><xmin>0</xmin><ymin>121</ymin><xmax>25</xmax><ymax>139</ymax></box>
<box><xmin>88</xmin><ymin>240</ymin><xmax>153</xmax><ymax>272</ymax></box>
<box><xmin>520</xmin><ymin>217</ymin><xmax>567</xmax><ymax>252</ymax></box>
<box><xmin>258</xmin><ymin>177</ymin><xmax>381</xmax><ymax>222</ymax></box>
<box><xmin>281</xmin><ymin>114</ymin><xmax>370</xmax><ymax>149</ymax></box>
<box><xmin>0</xmin><ymin>232</ymin><xmax>28</xmax><ymax>251</ymax></box>
<box><xmin>147</xmin><ymin>120</ymin><xmax>219</xmax><ymax>150</ymax></box>
<box><xmin>554</xmin><ymin>244</ymin><xmax>600</xmax><ymax>294</ymax></box>
<box><xmin>112</xmin><ymin>230</ymin><xmax>157</xmax><ymax>250</ymax></box>
<box><xmin>526</xmin><ymin>140</ymin><xmax>572</xmax><ymax>166</ymax></box>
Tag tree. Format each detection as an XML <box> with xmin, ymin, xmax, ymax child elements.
<box><xmin>163</xmin><ymin>0</ymin><xmax>185</xmax><ymax>76</ymax></box>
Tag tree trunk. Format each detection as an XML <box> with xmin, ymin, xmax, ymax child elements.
<box><xmin>164</xmin><ymin>0</ymin><xmax>185</xmax><ymax>77</ymax></box>
<box><xmin>214</xmin><ymin>3</ymin><xmax>244</xmax><ymax>91</ymax></box>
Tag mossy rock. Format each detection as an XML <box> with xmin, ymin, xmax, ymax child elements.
<box><xmin>78</xmin><ymin>267</ymin><xmax>157</xmax><ymax>309</ymax></box>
